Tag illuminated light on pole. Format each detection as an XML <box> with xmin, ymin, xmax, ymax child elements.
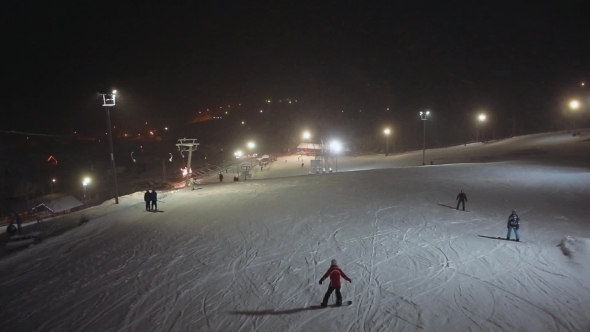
<box><xmin>478</xmin><ymin>114</ymin><xmax>486</xmax><ymax>142</ymax></box>
<box><xmin>419</xmin><ymin>111</ymin><xmax>430</xmax><ymax>165</ymax></box>
<box><xmin>51</xmin><ymin>178</ymin><xmax>56</xmax><ymax>194</ymax></box>
<box><xmin>100</xmin><ymin>89</ymin><xmax>120</xmax><ymax>204</ymax></box>
<box><xmin>247</xmin><ymin>142</ymin><xmax>255</xmax><ymax>180</ymax></box>
<box><xmin>384</xmin><ymin>128</ymin><xmax>391</xmax><ymax>156</ymax></box>
<box><xmin>569</xmin><ymin>100</ymin><xmax>580</xmax><ymax>110</ymax></box>
<box><xmin>330</xmin><ymin>140</ymin><xmax>342</xmax><ymax>172</ymax></box>
<box><xmin>82</xmin><ymin>177</ymin><xmax>91</xmax><ymax>200</ymax></box>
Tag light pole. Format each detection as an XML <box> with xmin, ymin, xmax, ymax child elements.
<box><xmin>234</xmin><ymin>150</ymin><xmax>243</xmax><ymax>179</ymax></box>
<box><xmin>82</xmin><ymin>177</ymin><xmax>90</xmax><ymax>201</ymax></box>
<box><xmin>383</xmin><ymin>128</ymin><xmax>391</xmax><ymax>156</ymax></box>
<box><xmin>569</xmin><ymin>100</ymin><xmax>581</xmax><ymax>130</ymax></box>
<box><xmin>100</xmin><ymin>90</ymin><xmax>119</xmax><ymax>204</ymax></box>
<box><xmin>50</xmin><ymin>178</ymin><xmax>55</xmax><ymax>194</ymax></box>
<box><xmin>303</xmin><ymin>131</ymin><xmax>311</xmax><ymax>157</ymax></box>
<box><xmin>478</xmin><ymin>114</ymin><xmax>486</xmax><ymax>142</ymax></box>
<box><xmin>420</xmin><ymin>111</ymin><xmax>430</xmax><ymax>165</ymax></box>
<box><xmin>247</xmin><ymin>141</ymin><xmax>255</xmax><ymax>180</ymax></box>
<box><xmin>330</xmin><ymin>140</ymin><xmax>342</xmax><ymax>172</ymax></box>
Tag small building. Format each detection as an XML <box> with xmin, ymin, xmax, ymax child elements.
<box><xmin>297</xmin><ymin>143</ymin><xmax>323</xmax><ymax>156</ymax></box>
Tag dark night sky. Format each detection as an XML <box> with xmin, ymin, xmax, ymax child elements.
<box><xmin>4</xmin><ymin>1</ymin><xmax>588</xmax><ymax>137</ymax></box>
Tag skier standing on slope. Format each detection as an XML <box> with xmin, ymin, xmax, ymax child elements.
<box><xmin>456</xmin><ymin>190</ymin><xmax>467</xmax><ymax>211</ymax></box>
<box><xmin>506</xmin><ymin>210</ymin><xmax>520</xmax><ymax>241</ymax></box>
<box><xmin>151</xmin><ymin>190</ymin><xmax>158</xmax><ymax>211</ymax></box>
<box><xmin>144</xmin><ymin>190</ymin><xmax>151</xmax><ymax>211</ymax></box>
<box><xmin>319</xmin><ymin>259</ymin><xmax>351</xmax><ymax>307</ymax></box>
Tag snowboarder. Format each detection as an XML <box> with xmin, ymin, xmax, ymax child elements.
<box><xmin>144</xmin><ymin>190</ymin><xmax>151</xmax><ymax>210</ymax></box>
<box><xmin>319</xmin><ymin>259</ymin><xmax>351</xmax><ymax>307</ymax></box>
<box><xmin>219</xmin><ymin>173</ymin><xmax>224</xmax><ymax>182</ymax></box>
<box><xmin>456</xmin><ymin>190</ymin><xmax>467</xmax><ymax>211</ymax></box>
<box><xmin>151</xmin><ymin>190</ymin><xmax>158</xmax><ymax>211</ymax></box>
<box><xmin>506</xmin><ymin>210</ymin><xmax>520</xmax><ymax>241</ymax></box>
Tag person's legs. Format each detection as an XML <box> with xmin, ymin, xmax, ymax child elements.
<box><xmin>335</xmin><ymin>287</ymin><xmax>342</xmax><ymax>304</ymax></box>
<box><xmin>461</xmin><ymin>201</ymin><xmax>465</xmax><ymax>211</ymax></box>
<box><xmin>456</xmin><ymin>201</ymin><xmax>460</xmax><ymax>210</ymax></box>
<box><xmin>322</xmin><ymin>286</ymin><xmax>335</xmax><ymax>305</ymax></box>
<box><xmin>506</xmin><ymin>227</ymin><xmax>513</xmax><ymax>240</ymax></box>
<box><xmin>146</xmin><ymin>201</ymin><xmax>150</xmax><ymax>211</ymax></box>
<box><xmin>153</xmin><ymin>200</ymin><xmax>157</xmax><ymax>210</ymax></box>
<box><xmin>514</xmin><ymin>229</ymin><xmax>520</xmax><ymax>241</ymax></box>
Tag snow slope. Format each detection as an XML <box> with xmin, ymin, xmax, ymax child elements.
<box><xmin>1</xmin><ymin>131</ymin><xmax>590</xmax><ymax>332</ymax></box>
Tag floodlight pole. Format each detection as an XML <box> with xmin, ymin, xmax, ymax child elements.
<box><xmin>101</xmin><ymin>91</ymin><xmax>119</xmax><ymax>204</ymax></box>
<box><xmin>420</xmin><ymin>111</ymin><xmax>429</xmax><ymax>165</ymax></box>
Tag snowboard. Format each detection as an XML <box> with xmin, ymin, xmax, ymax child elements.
<box><xmin>478</xmin><ymin>235</ymin><xmax>523</xmax><ymax>242</ymax></box>
<box><xmin>311</xmin><ymin>300</ymin><xmax>352</xmax><ymax>309</ymax></box>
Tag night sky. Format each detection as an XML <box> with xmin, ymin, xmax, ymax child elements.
<box><xmin>5</xmin><ymin>1</ymin><xmax>588</xmax><ymax>138</ymax></box>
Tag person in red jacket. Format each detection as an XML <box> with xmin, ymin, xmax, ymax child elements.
<box><xmin>319</xmin><ymin>259</ymin><xmax>352</xmax><ymax>307</ymax></box>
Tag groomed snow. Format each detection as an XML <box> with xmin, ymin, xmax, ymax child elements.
<box><xmin>1</xmin><ymin>131</ymin><xmax>590</xmax><ymax>332</ymax></box>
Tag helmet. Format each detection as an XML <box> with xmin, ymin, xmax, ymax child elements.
<box><xmin>331</xmin><ymin>259</ymin><xmax>337</xmax><ymax>266</ymax></box>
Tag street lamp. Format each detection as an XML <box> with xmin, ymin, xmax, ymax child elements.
<box><xmin>82</xmin><ymin>177</ymin><xmax>91</xmax><ymax>200</ymax></box>
<box><xmin>569</xmin><ymin>100</ymin><xmax>580</xmax><ymax>110</ymax></box>
<box><xmin>383</xmin><ymin>128</ymin><xmax>391</xmax><ymax>156</ymax></box>
<box><xmin>303</xmin><ymin>131</ymin><xmax>311</xmax><ymax>140</ymax></box>
<box><xmin>419</xmin><ymin>111</ymin><xmax>430</xmax><ymax>165</ymax></box>
<box><xmin>51</xmin><ymin>178</ymin><xmax>56</xmax><ymax>194</ymax></box>
<box><xmin>245</xmin><ymin>142</ymin><xmax>256</xmax><ymax>178</ymax></box>
<box><xmin>330</xmin><ymin>140</ymin><xmax>342</xmax><ymax>172</ymax></box>
<box><xmin>478</xmin><ymin>114</ymin><xmax>486</xmax><ymax>142</ymax></box>
<box><xmin>100</xmin><ymin>89</ymin><xmax>120</xmax><ymax>204</ymax></box>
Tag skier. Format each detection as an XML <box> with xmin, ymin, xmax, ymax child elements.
<box><xmin>151</xmin><ymin>190</ymin><xmax>158</xmax><ymax>211</ymax></box>
<box><xmin>144</xmin><ymin>190</ymin><xmax>151</xmax><ymax>211</ymax></box>
<box><xmin>506</xmin><ymin>210</ymin><xmax>520</xmax><ymax>241</ymax></box>
<box><xmin>456</xmin><ymin>190</ymin><xmax>467</xmax><ymax>211</ymax></box>
<box><xmin>301</xmin><ymin>162</ymin><xmax>304</xmax><ymax>168</ymax></box>
<box><xmin>219</xmin><ymin>172</ymin><xmax>224</xmax><ymax>182</ymax></box>
<box><xmin>319</xmin><ymin>259</ymin><xmax>351</xmax><ymax>307</ymax></box>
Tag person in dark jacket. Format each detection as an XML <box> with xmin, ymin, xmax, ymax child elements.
<box><xmin>144</xmin><ymin>190</ymin><xmax>151</xmax><ymax>211</ymax></box>
<box><xmin>456</xmin><ymin>190</ymin><xmax>467</xmax><ymax>211</ymax></box>
<box><xmin>150</xmin><ymin>190</ymin><xmax>158</xmax><ymax>211</ymax></box>
<box><xmin>506</xmin><ymin>210</ymin><xmax>520</xmax><ymax>241</ymax></box>
<box><xmin>319</xmin><ymin>259</ymin><xmax>352</xmax><ymax>307</ymax></box>
<box><xmin>219</xmin><ymin>173</ymin><xmax>224</xmax><ymax>182</ymax></box>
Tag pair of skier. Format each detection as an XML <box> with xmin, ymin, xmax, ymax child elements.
<box><xmin>143</xmin><ymin>190</ymin><xmax>158</xmax><ymax>211</ymax></box>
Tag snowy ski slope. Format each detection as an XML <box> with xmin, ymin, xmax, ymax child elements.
<box><xmin>1</xmin><ymin>131</ymin><xmax>589</xmax><ymax>332</ymax></box>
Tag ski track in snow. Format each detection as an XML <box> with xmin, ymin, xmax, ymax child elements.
<box><xmin>1</xmin><ymin>132</ymin><xmax>590</xmax><ymax>331</ymax></box>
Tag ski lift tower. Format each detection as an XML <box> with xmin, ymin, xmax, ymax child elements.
<box><xmin>176</xmin><ymin>139</ymin><xmax>200</xmax><ymax>186</ymax></box>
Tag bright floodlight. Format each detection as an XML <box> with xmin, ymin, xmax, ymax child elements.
<box><xmin>247</xmin><ymin>142</ymin><xmax>255</xmax><ymax>149</ymax></box>
<box><xmin>384</xmin><ymin>128</ymin><xmax>390</xmax><ymax>135</ymax></box>
<box><xmin>52</xmin><ymin>179</ymin><xmax>56</xmax><ymax>182</ymax></box>
<box><xmin>165</xmin><ymin>127</ymin><xmax>168</xmax><ymax>130</ymax></box>
<box><xmin>330</xmin><ymin>140</ymin><xmax>342</xmax><ymax>153</ymax></box>
<box><xmin>426</xmin><ymin>111</ymin><xmax>430</xmax><ymax>115</ymax></box>
<box><xmin>83</xmin><ymin>177</ymin><xmax>91</xmax><ymax>185</ymax></box>
<box><xmin>112</xmin><ymin>90</ymin><xmax>117</xmax><ymax>94</ymax></box>
<box><xmin>479</xmin><ymin>114</ymin><xmax>486</xmax><ymax>121</ymax></box>
<box><xmin>235</xmin><ymin>150</ymin><xmax>243</xmax><ymax>157</ymax></box>
<box><xmin>303</xmin><ymin>131</ymin><xmax>311</xmax><ymax>139</ymax></box>
<box><xmin>570</xmin><ymin>100</ymin><xmax>580</xmax><ymax>110</ymax></box>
